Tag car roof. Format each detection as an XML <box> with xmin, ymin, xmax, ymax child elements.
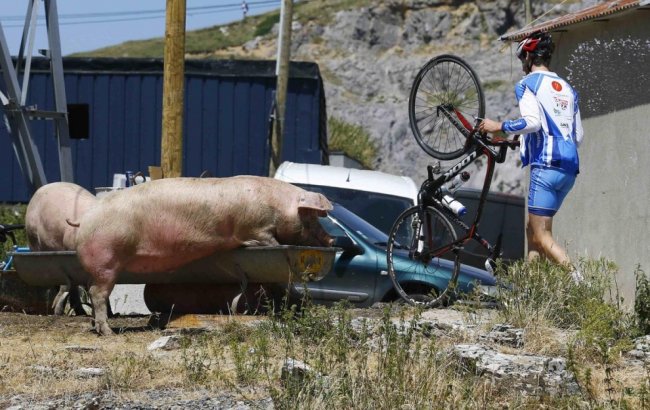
<box><xmin>275</xmin><ymin>162</ymin><xmax>418</xmax><ymax>203</ymax></box>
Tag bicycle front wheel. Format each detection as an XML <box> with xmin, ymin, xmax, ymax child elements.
<box><xmin>408</xmin><ymin>55</ymin><xmax>485</xmax><ymax>160</ymax></box>
<box><xmin>386</xmin><ymin>206</ymin><xmax>461</xmax><ymax>307</ymax></box>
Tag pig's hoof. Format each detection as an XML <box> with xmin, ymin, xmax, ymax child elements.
<box><xmin>95</xmin><ymin>322</ymin><xmax>115</xmax><ymax>336</ymax></box>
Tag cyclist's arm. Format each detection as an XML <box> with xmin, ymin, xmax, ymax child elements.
<box><xmin>501</xmin><ymin>87</ymin><xmax>541</xmax><ymax>135</ymax></box>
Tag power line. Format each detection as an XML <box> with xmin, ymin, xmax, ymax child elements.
<box><xmin>0</xmin><ymin>0</ymin><xmax>280</xmax><ymax>24</ymax></box>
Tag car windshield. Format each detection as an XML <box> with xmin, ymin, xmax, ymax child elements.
<box><xmin>323</xmin><ymin>203</ymin><xmax>390</xmax><ymax>246</ymax></box>
<box><xmin>295</xmin><ymin>184</ymin><xmax>412</xmax><ymax>235</ymax></box>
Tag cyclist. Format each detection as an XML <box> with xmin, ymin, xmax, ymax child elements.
<box><xmin>478</xmin><ymin>32</ymin><xmax>584</xmax><ymax>281</ymax></box>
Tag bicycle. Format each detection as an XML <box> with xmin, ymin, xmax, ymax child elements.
<box><xmin>387</xmin><ymin>55</ymin><xmax>519</xmax><ymax>307</ymax></box>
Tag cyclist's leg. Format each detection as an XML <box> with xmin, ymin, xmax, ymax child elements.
<box><xmin>526</xmin><ymin>222</ymin><xmax>541</xmax><ymax>262</ymax></box>
<box><xmin>527</xmin><ymin>213</ymin><xmax>569</xmax><ymax>265</ymax></box>
<box><xmin>527</xmin><ymin>166</ymin><xmax>575</xmax><ymax>265</ymax></box>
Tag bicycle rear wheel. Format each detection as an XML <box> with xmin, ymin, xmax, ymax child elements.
<box><xmin>409</xmin><ymin>55</ymin><xmax>485</xmax><ymax>160</ymax></box>
<box><xmin>386</xmin><ymin>205</ymin><xmax>460</xmax><ymax>307</ymax></box>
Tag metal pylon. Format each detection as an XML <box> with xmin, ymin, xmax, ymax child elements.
<box><xmin>0</xmin><ymin>0</ymin><xmax>74</xmax><ymax>194</ymax></box>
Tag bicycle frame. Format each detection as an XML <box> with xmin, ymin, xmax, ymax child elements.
<box><xmin>417</xmin><ymin>106</ymin><xmax>515</xmax><ymax>262</ymax></box>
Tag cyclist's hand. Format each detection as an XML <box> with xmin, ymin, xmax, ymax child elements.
<box><xmin>478</xmin><ymin>118</ymin><xmax>502</xmax><ymax>134</ymax></box>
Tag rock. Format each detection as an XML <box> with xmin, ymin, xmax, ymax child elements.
<box><xmin>453</xmin><ymin>344</ymin><xmax>580</xmax><ymax>396</ymax></box>
<box><xmin>402</xmin><ymin>9</ymin><xmax>451</xmax><ymax>46</ymax></box>
<box><xmin>147</xmin><ymin>335</ymin><xmax>182</xmax><ymax>351</ymax></box>
<box><xmin>480</xmin><ymin>324</ymin><xmax>524</xmax><ymax>347</ymax></box>
<box><xmin>281</xmin><ymin>358</ymin><xmax>326</xmax><ymax>386</ymax></box>
<box><xmin>626</xmin><ymin>335</ymin><xmax>650</xmax><ymax>361</ymax></box>
<box><xmin>75</xmin><ymin>368</ymin><xmax>105</xmax><ymax>378</ymax></box>
<box><xmin>243</xmin><ymin>36</ymin><xmax>261</xmax><ymax>51</ymax></box>
<box><xmin>282</xmin><ymin>358</ymin><xmax>312</xmax><ymax>381</ymax></box>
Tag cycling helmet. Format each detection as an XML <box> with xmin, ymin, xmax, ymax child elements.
<box><xmin>516</xmin><ymin>32</ymin><xmax>554</xmax><ymax>60</ymax></box>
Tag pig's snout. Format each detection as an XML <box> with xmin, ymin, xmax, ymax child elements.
<box><xmin>315</xmin><ymin>232</ymin><xmax>334</xmax><ymax>248</ymax></box>
<box><xmin>304</xmin><ymin>221</ymin><xmax>333</xmax><ymax>248</ymax></box>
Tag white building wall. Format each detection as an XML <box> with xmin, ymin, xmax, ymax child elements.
<box><xmin>548</xmin><ymin>10</ymin><xmax>650</xmax><ymax>301</ymax></box>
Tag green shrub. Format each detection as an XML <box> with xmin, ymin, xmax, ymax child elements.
<box><xmin>327</xmin><ymin>117</ymin><xmax>377</xmax><ymax>169</ymax></box>
<box><xmin>635</xmin><ymin>266</ymin><xmax>650</xmax><ymax>335</ymax></box>
<box><xmin>254</xmin><ymin>13</ymin><xmax>280</xmax><ymax>37</ymax></box>
<box><xmin>0</xmin><ymin>204</ymin><xmax>27</xmax><ymax>262</ymax></box>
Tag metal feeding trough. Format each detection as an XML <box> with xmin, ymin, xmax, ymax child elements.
<box><xmin>12</xmin><ymin>246</ymin><xmax>336</xmax><ymax>287</ymax></box>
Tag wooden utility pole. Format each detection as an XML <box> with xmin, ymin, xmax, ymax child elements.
<box><xmin>269</xmin><ymin>0</ymin><xmax>293</xmax><ymax>176</ymax></box>
<box><xmin>160</xmin><ymin>0</ymin><xmax>186</xmax><ymax>178</ymax></box>
<box><xmin>525</xmin><ymin>0</ymin><xmax>532</xmax><ymax>24</ymax></box>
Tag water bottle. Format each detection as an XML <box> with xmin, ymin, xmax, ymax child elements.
<box><xmin>442</xmin><ymin>195</ymin><xmax>467</xmax><ymax>216</ymax></box>
<box><xmin>125</xmin><ymin>171</ymin><xmax>134</xmax><ymax>187</ymax></box>
<box><xmin>446</xmin><ymin>171</ymin><xmax>470</xmax><ymax>193</ymax></box>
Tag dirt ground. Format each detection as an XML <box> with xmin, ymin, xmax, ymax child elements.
<box><xmin>0</xmin><ymin>311</ymin><xmax>275</xmax><ymax>409</ymax></box>
<box><xmin>1</xmin><ymin>305</ymin><xmax>647</xmax><ymax>409</ymax></box>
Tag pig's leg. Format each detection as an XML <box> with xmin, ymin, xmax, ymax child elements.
<box><xmin>69</xmin><ymin>286</ymin><xmax>89</xmax><ymax>316</ymax></box>
<box><xmin>52</xmin><ymin>285</ymin><xmax>70</xmax><ymax>315</ymax></box>
<box><xmin>89</xmin><ymin>280</ymin><xmax>115</xmax><ymax>336</ymax></box>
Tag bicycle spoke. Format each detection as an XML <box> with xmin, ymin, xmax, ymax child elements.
<box><xmin>409</xmin><ymin>55</ymin><xmax>485</xmax><ymax>160</ymax></box>
<box><xmin>387</xmin><ymin>206</ymin><xmax>460</xmax><ymax>307</ymax></box>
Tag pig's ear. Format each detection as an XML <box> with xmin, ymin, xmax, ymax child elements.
<box><xmin>298</xmin><ymin>192</ymin><xmax>332</xmax><ymax>217</ymax></box>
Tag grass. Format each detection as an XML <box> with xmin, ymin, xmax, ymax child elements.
<box><xmin>1</xmin><ymin>257</ymin><xmax>649</xmax><ymax>407</ymax></box>
<box><xmin>0</xmin><ymin>204</ymin><xmax>27</xmax><ymax>262</ymax></box>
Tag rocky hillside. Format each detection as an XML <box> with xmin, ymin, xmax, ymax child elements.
<box><xmin>91</xmin><ymin>0</ymin><xmax>594</xmax><ymax>195</ymax></box>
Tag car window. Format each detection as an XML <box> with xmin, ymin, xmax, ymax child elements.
<box><xmin>318</xmin><ymin>216</ymin><xmax>347</xmax><ymax>237</ymax></box>
<box><xmin>294</xmin><ymin>184</ymin><xmax>413</xmax><ymax>235</ymax></box>
<box><xmin>328</xmin><ymin>204</ymin><xmax>389</xmax><ymax>245</ymax></box>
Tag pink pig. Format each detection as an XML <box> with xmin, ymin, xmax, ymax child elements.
<box><xmin>25</xmin><ymin>182</ymin><xmax>98</xmax><ymax>315</ymax></box>
<box><xmin>73</xmin><ymin>176</ymin><xmax>333</xmax><ymax>335</ymax></box>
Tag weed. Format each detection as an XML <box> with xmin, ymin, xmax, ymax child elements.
<box><xmin>635</xmin><ymin>266</ymin><xmax>650</xmax><ymax>335</ymax></box>
<box><xmin>181</xmin><ymin>334</ymin><xmax>213</xmax><ymax>384</ymax></box>
<box><xmin>327</xmin><ymin>116</ymin><xmax>377</xmax><ymax>168</ymax></box>
<box><xmin>103</xmin><ymin>352</ymin><xmax>158</xmax><ymax>391</ymax></box>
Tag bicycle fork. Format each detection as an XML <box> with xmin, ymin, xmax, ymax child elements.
<box><xmin>410</xmin><ymin>208</ymin><xmax>461</xmax><ymax>264</ymax></box>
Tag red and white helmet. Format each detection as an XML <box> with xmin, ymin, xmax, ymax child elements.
<box><xmin>516</xmin><ymin>32</ymin><xmax>554</xmax><ymax>60</ymax></box>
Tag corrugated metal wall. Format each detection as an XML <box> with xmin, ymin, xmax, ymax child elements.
<box><xmin>0</xmin><ymin>58</ymin><xmax>326</xmax><ymax>202</ymax></box>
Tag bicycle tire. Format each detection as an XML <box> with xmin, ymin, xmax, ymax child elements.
<box><xmin>386</xmin><ymin>205</ymin><xmax>461</xmax><ymax>307</ymax></box>
<box><xmin>408</xmin><ymin>55</ymin><xmax>485</xmax><ymax>160</ymax></box>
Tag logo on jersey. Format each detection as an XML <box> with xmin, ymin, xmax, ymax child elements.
<box><xmin>551</xmin><ymin>81</ymin><xmax>563</xmax><ymax>92</ymax></box>
<box><xmin>553</xmin><ymin>96</ymin><xmax>569</xmax><ymax>111</ymax></box>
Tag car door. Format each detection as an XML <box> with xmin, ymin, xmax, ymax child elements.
<box><xmin>295</xmin><ymin>215</ymin><xmax>379</xmax><ymax>307</ymax></box>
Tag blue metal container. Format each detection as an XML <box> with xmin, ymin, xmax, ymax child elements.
<box><xmin>0</xmin><ymin>58</ymin><xmax>328</xmax><ymax>202</ymax></box>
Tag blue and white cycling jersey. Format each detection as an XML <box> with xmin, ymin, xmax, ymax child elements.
<box><xmin>501</xmin><ymin>71</ymin><xmax>584</xmax><ymax>175</ymax></box>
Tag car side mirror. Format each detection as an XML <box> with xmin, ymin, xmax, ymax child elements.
<box><xmin>333</xmin><ymin>235</ymin><xmax>362</xmax><ymax>255</ymax></box>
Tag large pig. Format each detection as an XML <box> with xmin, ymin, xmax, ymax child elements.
<box><xmin>73</xmin><ymin>176</ymin><xmax>333</xmax><ymax>335</ymax></box>
<box><xmin>25</xmin><ymin>182</ymin><xmax>98</xmax><ymax>315</ymax></box>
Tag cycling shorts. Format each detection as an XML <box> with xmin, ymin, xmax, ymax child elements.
<box><xmin>528</xmin><ymin>166</ymin><xmax>576</xmax><ymax>217</ymax></box>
